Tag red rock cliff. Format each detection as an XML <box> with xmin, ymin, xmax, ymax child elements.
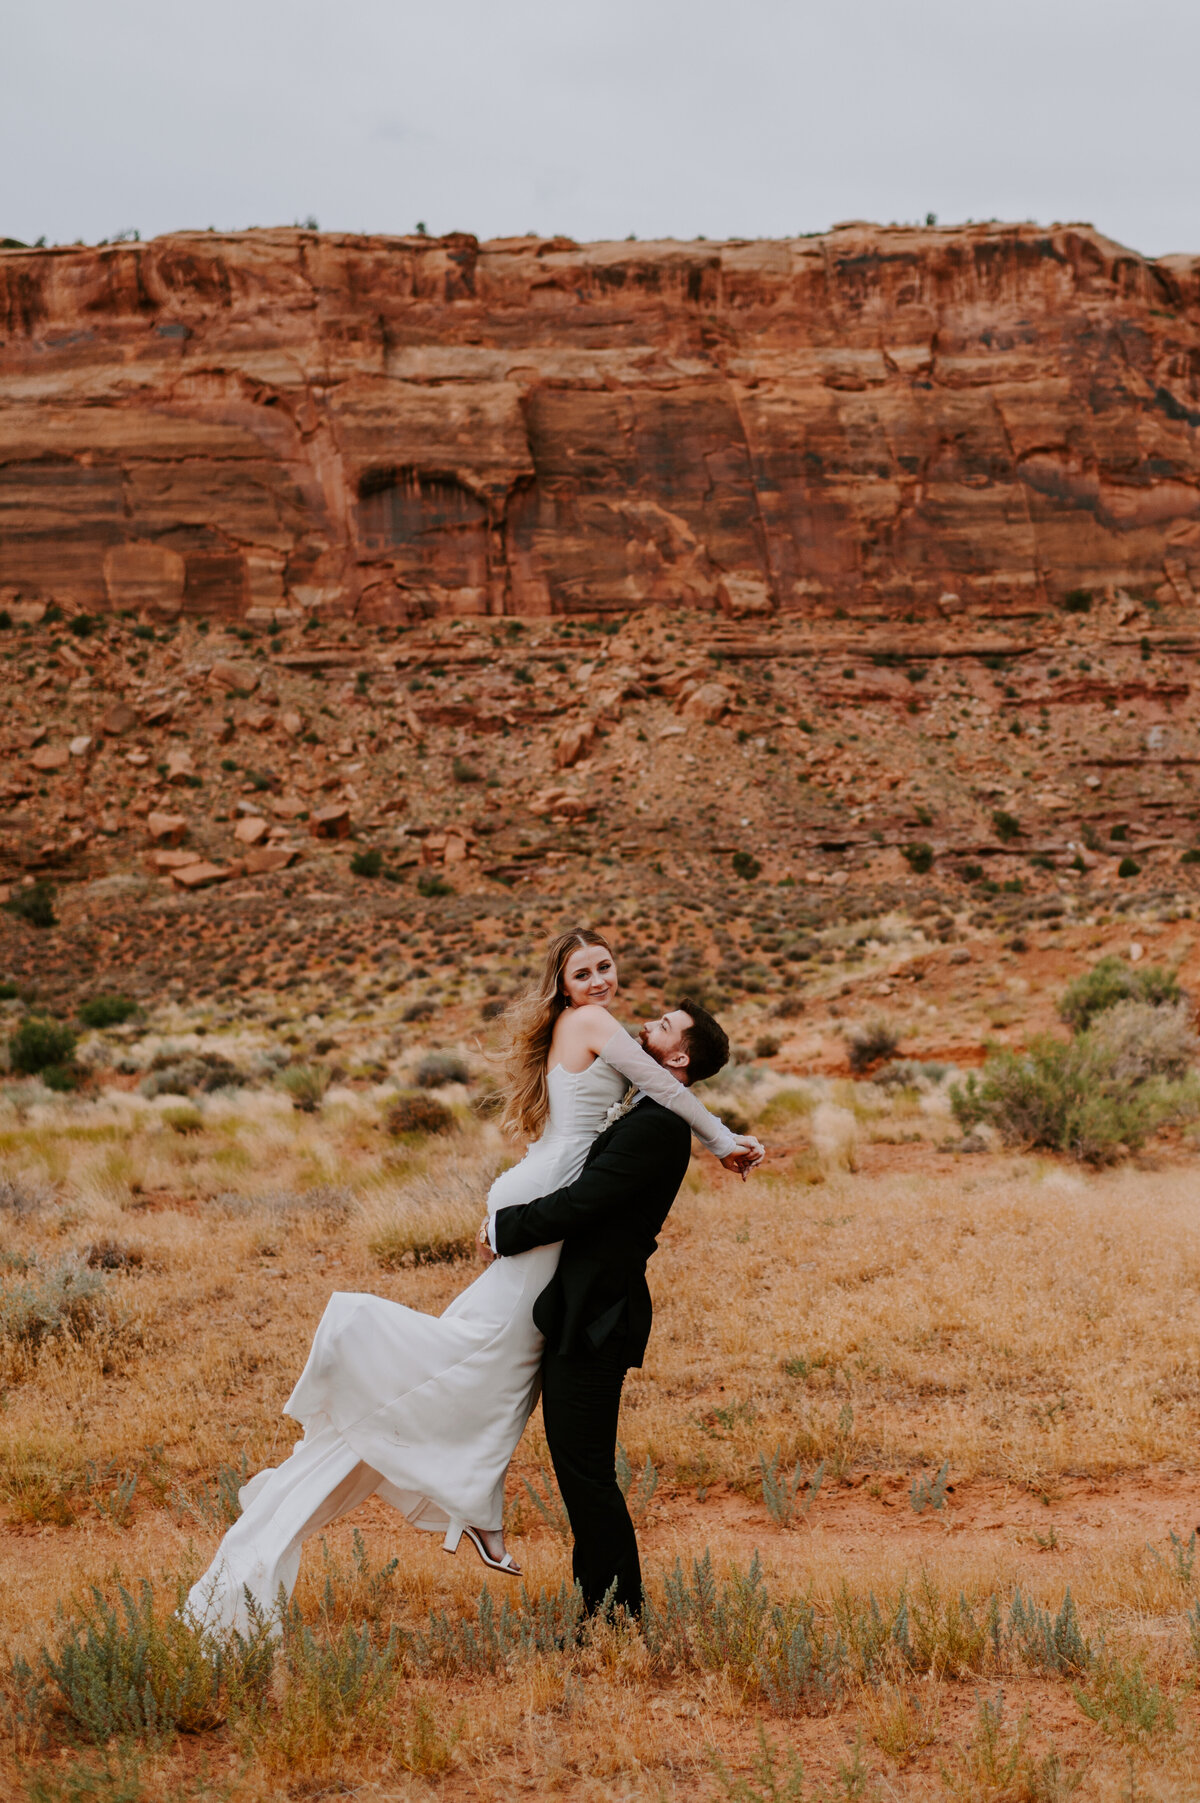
<box><xmin>2</xmin><ymin>223</ymin><xmax>1199</xmax><ymax>623</ymax></box>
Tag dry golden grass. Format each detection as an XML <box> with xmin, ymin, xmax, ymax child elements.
<box><xmin>3</xmin><ymin>1077</ymin><xmax>1200</xmax><ymax>1799</ymax></box>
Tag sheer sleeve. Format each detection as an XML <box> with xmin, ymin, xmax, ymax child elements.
<box><xmin>599</xmin><ymin>1026</ymin><xmax>738</xmax><ymax>1157</ymax></box>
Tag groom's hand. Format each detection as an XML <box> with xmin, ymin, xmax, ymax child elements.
<box><xmin>721</xmin><ymin>1135</ymin><xmax>765</xmax><ymax>1180</ymax></box>
<box><xmin>475</xmin><ymin>1220</ymin><xmax>496</xmax><ymax>1264</ymax></box>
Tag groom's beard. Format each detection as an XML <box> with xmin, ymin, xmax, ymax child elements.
<box><xmin>637</xmin><ymin>1025</ymin><xmax>665</xmax><ymax>1066</ymax></box>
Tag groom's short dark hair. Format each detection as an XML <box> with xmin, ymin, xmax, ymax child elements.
<box><xmin>676</xmin><ymin>998</ymin><xmax>729</xmax><ymax>1085</ymax></box>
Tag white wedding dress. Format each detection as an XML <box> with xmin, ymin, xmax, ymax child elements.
<box><xmin>185</xmin><ymin>1030</ymin><xmax>735</xmax><ymax>1634</ymax></box>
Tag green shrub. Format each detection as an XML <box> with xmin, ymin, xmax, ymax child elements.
<box><xmin>1090</xmin><ymin>999</ymin><xmax>1197</xmax><ymax>1082</ymax></box>
<box><xmin>901</xmin><ymin>842</ymin><xmax>934</xmax><ymax>874</ymax></box>
<box><xmin>42</xmin><ymin>1064</ymin><xmax>77</xmax><ymax>1093</ymax></box>
<box><xmin>732</xmin><ymin>851</ymin><xmax>761</xmax><ymax>881</ymax></box>
<box><xmin>162</xmin><ymin>1104</ymin><xmax>204</xmax><ymax>1135</ymax></box>
<box><xmin>39</xmin><ymin>1578</ymin><xmax>242</xmax><ymax>1741</ymax></box>
<box><xmin>1062</xmin><ymin>588</ymin><xmax>1093</xmax><ymax>613</ymax></box>
<box><xmin>384</xmin><ymin>1092</ymin><xmax>455</xmax><ymax>1137</ymax></box>
<box><xmin>414</xmin><ymin>1052</ymin><xmax>469</xmax><ymax>1088</ymax></box>
<box><xmin>417</xmin><ymin>873</ymin><xmax>454</xmax><ymax>898</ymax></box>
<box><xmin>9</xmin><ymin>1014</ymin><xmax>77</xmax><ymax>1075</ymax></box>
<box><xmin>66</xmin><ymin>613</ymin><xmax>99</xmax><ymax>638</ymax></box>
<box><xmin>950</xmin><ymin>1033</ymin><xmax>1198</xmax><ymax>1164</ymax></box>
<box><xmin>1182</xmin><ymin>848</ymin><xmax>1200</xmax><ymax>866</ymax></box>
<box><xmin>77</xmin><ymin>994</ymin><xmax>139</xmax><ymax>1030</ymax></box>
<box><xmin>3</xmin><ymin>882</ymin><xmax>56</xmax><ymax>928</ymax></box>
<box><xmin>0</xmin><ymin>1256</ymin><xmax>112</xmax><ymax>1357</ymax></box>
<box><xmin>349</xmin><ymin>848</ymin><xmax>383</xmax><ymax>878</ymax></box>
<box><xmin>991</xmin><ymin>810</ymin><xmax>1021</xmax><ymax>842</ymax></box>
<box><xmin>1059</xmin><ymin>955</ymin><xmax>1183</xmax><ymax>1031</ymax></box>
<box><xmin>1118</xmin><ymin>856</ymin><xmax>1141</xmax><ymax>878</ymax></box>
<box><xmin>280</xmin><ymin>1064</ymin><xmax>331</xmax><ymax>1113</ymax></box>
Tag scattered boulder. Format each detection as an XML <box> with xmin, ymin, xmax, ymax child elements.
<box><xmin>147</xmin><ymin>812</ymin><xmax>188</xmax><ymax>845</ymax></box>
<box><xmin>101</xmin><ymin>702</ymin><xmax>137</xmax><ymax>736</ymax></box>
<box><xmin>244</xmin><ymin>845</ymin><xmax>299</xmax><ymax>874</ymax></box>
<box><xmin>555</xmin><ymin>719</ymin><xmax>597</xmax><ymax>768</ymax></box>
<box><xmin>170</xmin><ymin>861</ymin><xmax>230</xmax><ymax>891</ymax></box>
<box><xmin>679</xmin><ymin>682</ymin><xmax>732</xmax><ymax>725</ymax></box>
<box><xmin>208</xmin><ymin>661</ymin><xmax>258</xmax><ymax>694</ymax></box>
<box><xmin>717</xmin><ymin>572</ymin><xmax>775</xmax><ymax>618</ymax></box>
<box><xmin>69</xmin><ymin>735</ymin><xmax>93</xmax><ymax>758</ymax></box>
<box><xmin>311</xmin><ymin>804</ymin><xmax>351</xmax><ymax>839</ymax></box>
<box><xmin>234</xmin><ymin>816</ymin><xmax>268</xmax><ymax>846</ymax></box>
<box><xmin>31</xmin><ymin>745</ymin><xmax>69</xmax><ymax>772</ymax></box>
<box><xmin>165</xmin><ymin>750</ymin><xmax>196</xmax><ymax>785</ymax></box>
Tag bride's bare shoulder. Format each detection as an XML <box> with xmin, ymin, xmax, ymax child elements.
<box><xmin>555</xmin><ymin>1004</ymin><xmax>617</xmax><ymax>1046</ymax></box>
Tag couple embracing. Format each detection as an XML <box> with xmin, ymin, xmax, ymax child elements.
<box><xmin>188</xmin><ymin>928</ymin><xmax>764</xmax><ymax>1629</ymax></box>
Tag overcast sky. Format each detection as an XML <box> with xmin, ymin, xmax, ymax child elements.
<box><xmin>3</xmin><ymin>0</ymin><xmax>1198</xmax><ymax>258</ymax></box>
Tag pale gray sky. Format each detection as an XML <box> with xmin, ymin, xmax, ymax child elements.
<box><xmin>3</xmin><ymin>0</ymin><xmax>1198</xmax><ymax>257</ymax></box>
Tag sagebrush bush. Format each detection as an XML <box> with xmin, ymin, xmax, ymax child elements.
<box><xmin>9</xmin><ymin>1014</ymin><xmax>77</xmax><ymax>1076</ymax></box>
<box><xmin>847</xmin><ymin>1017</ymin><xmax>901</xmax><ymax>1073</ymax></box>
<box><xmin>1058</xmin><ymin>954</ymin><xmax>1184</xmax><ymax>1031</ymax></box>
<box><xmin>280</xmin><ymin>1064</ymin><xmax>331</xmax><ymax>1112</ymax></box>
<box><xmin>414</xmin><ymin>1052</ymin><xmax>469</xmax><ymax>1088</ymax></box>
<box><xmin>1090</xmin><ymin>999</ymin><xmax>1197</xmax><ymax>1083</ymax></box>
<box><xmin>0</xmin><ymin>1256</ymin><xmax>112</xmax><ymax>1357</ymax></box>
<box><xmin>951</xmin><ymin>1033</ymin><xmax>1198</xmax><ymax>1164</ymax></box>
<box><xmin>3</xmin><ymin>882</ymin><xmax>56</xmax><ymax>928</ymax></box>
<box><xmin>383</xmin><ymin>1091</ymin><xmax>455</xmax><ymax>1137</ymax></box>
<box><xmin>77</xmin><ymin>994</ymin><xmax>139</xmax><ymax>1030</ymax></box>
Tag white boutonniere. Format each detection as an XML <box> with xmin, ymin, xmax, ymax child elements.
<box><xmin>603</xmin><ymin>1086</ymin><xmax>638</xmax><ymax>1130</ymax></box>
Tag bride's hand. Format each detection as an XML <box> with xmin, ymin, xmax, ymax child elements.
<box><xmin>475</xmin><ymin>1221</ymin><xmax>496</xmax><ymax>1264</ymax></box>
<box><xmin>721</xmin><ymin>1135</ymin><xmax>765</xmax><ymax>1180</ymax></box>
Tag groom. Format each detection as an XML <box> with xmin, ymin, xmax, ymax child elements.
<box><xmin>478</xmin><ymin>999</ymin><xmax>754</xmax><ymax>1618</ymax></box>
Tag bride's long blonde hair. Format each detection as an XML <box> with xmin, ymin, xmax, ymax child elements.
<box><xmin>500</xmin><ymin>926</ymin><xmax>616</xmax><ymax>1141</ymax></box>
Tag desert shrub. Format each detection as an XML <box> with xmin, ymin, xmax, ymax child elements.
<box><xmin>9</xmin><ymin>1014</ymin><xmax>76</xmax><ymax>1075</ymax></box>
<box><xmin>1062</xmin><ymin>587</ymin><xmax>1093</xmax><ymax>612</ymax></box>
<box><xmin>901</xmin><ymin>842</ymin><xmax>934</xmax><ymax>874</ymax></box>
<box><xmin>77</xmin><ymin>994</ymin><xmax>139</xmax><ymax>1029</ymax></box>
<box><xmin>368</xmin><ymin>1200</ymin><xmax>476</xmax><ymax>1268</ymax></box>
<box><xmin>1182</xmin><ymin>847</ymin><xmax>1200</xmax><ymax>865</ymax></box>
<box><xmin>384</xmin><ymin>1091</ymin><xmax>455</xmax><ymax>1137</ymax></box>
<box><xmin>139</xmin><ymin>1050</ymin><xmax>243</xmax><ymax>1098</ymax></box>
<box><xmin>991</xmin><ymin>810</ymin><xmax>1021</xmax><ymax>842</ymax></box>
<box><xmin>161</xmin><ymin>1104</ymin><xmax>204</xmax><ymax>1135</ymax></box>
<box><xmin>950</xmin><ymin>1033</ymin><xmax>1198</xmax><ymax>1164</ymax></box>
<box><xmin>414</xmin><ymin>1051</ymin><xmax>469</xmax><ymax>1088</ymax></box>
<box><xmin>452</xmin><ymin>756</ymin><xmax>482</xmax><ymax>783</ymax></box>
<box><xmin>480</xmin><ymin>997</ymin><xmax>506</xmax><ymax>1020</ymax></box>
<box><xmin>280</xmin><ymin>1064</ymin><xmax>331</xmax><ymax>1112</ymax></box>
<box><xmin>403</xmin><ymin>998</ymin><xmax>437</xmax><ymax>1022</ymax></box>
<box><xmin>754</xmin><ymin>1087</ymin><xmax>816</xmax><ymax>1131</ymax></box>
<box><xmin>254</xmin><ymin>1599</ymin><xmax>402</xmax><ymax>1776</ymax></box>
<box><xmin>847</xmin><ymin>1017</ymin><xmax>901</xmax><ymax>1073</ymax></box>
<box><xmin>349</xmin><ymin>847</ymin><xmax>383</xmax><ymax>878</ymax></box>
<box><xmin>417</xmin><ymin>873</ymin><xmax>454</xmax><ymax>898</ymax></box>
<box><xmin>731</xmin><ymin>851</ymin><xmax>761</xmax><ymax>881</ymax></box>
<box><xmin>0</xmin><ymin>1256</ymin><xmax>112</xmax><ymax>1358</ymax></box>
<box><xmin>0</xmin><ymin>1177</ymin><xmax>51</xmax><ymax>1219</ymax></box>
<box><xmin>3</xmin><ymin>882</ymin><xmax>56</xmax><ymax>928</ymax></box>
<box><xmin>1059</xmin><ymin>955</ymin><xmax>1183</xmax><ymax>1031</ymax></box>
<box><xmin>754</xmin><ymin>1034</ymin><xmax>781</xmax><ymax>1059</ymax></box>
<box><xmin>1118</xmin><ymin>856</ymin><xmax>1141</xmax><ymax>878</ymax></box>
<box><xmin>39</xmin><ymin>1578</ymin><xmax>244</xmax><ymax>1741</ymax></box>
<box><xmin>1090</xmin><ymin>999</ymin><xmax>1197</xmax><ymax>1083</ymax></box>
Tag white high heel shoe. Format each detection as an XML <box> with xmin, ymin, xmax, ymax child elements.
<box><xmin>443</xmin><ymin>1521</ymin><xmax>521</xmax><ymax>1575</ymax></box>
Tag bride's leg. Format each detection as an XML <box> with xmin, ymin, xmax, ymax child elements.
<box><xmin>185</xmin><ymin>1425</ymin><xmax>380</xmax><ymax>1635</ymax></box>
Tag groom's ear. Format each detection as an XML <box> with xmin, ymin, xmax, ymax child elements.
<box><xmin>663</xmin><ymin>1047</ymin><xmax>690</xmax><ymax>1074</ymax></box>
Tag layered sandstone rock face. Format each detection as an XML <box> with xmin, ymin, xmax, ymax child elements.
<box><xmin>1</xmin><ymin>223</ymin><xmax>1198</xmax><ymax>623</ymax></box>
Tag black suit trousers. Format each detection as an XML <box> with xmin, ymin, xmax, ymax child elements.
<box><xmin>541</xmin><ymin>1336</ymin><xmax>640</xmax><ymax>1618</ymax></box>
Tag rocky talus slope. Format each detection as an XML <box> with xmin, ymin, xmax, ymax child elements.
<box><xmin>1</xmin><ymin>224</ymin><xmax>1199</xmax><ymax>625</ymax></box>
<box><xmin>2</xmin><ymin>600</ymin><xmax>1199</xmax><ymax>1076</ymax></box>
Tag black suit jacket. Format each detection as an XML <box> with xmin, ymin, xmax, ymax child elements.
<box><xmin>492</xmin><ymin>1097</ymin><xmax>692</xmax><ymax>1368</ymax></box>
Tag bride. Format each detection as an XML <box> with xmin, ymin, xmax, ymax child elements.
<box><xmin>186</xmin><ymin>927</ymin><xmax>762</xmax><ymax>1632</ymax></box>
